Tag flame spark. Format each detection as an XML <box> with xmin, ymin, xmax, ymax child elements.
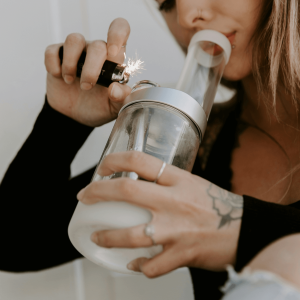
<box><xmin>123</xmin><ymin>52</ymin><xmax>145</xmax><ymax>76</ymax></box>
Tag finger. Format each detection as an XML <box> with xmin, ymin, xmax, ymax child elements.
<box><xmin>98</xmin><ymin>151</ymin><xmax>183</xmax><ymax>186</ymax></box>
<box><xmin>141</xmin><ymin>246</ymin><xmax>186</xmax><ymax>278</ymax></box>
<box><xmin>77</xmin><ymin>177</ymin><xmax>171</xmax><ymax>208</ymax></box>
<box><xmin>44</xmin><ymin>43</ymin><xmax>63</xmax><ymax>78</ymax></box>
<box><xmin>90</xmin><ymin>223</ymin><xmax>155</xmax><ymax>248</ymax></box>
<box><xmin>62</xmin><ymin>33</ymin><xmax>86</xmax><ymax>84</ymax></box>
<box><xmin>107</xmin><ymin>18</ymin><xmax>130</xmax><ymax>58</ymax></box>
<box><xmin>80</xmin><ymin>40</ymin><xmax>107</xmax><ymax>90</ymax></box>
<box><xmin>108</xmin><ymin>82</ymin><xmax>132</xmax><ymax>103</ymax></box>
<box><xmin>127</xmin><ymin>257</ymin><xmax>149</xmax><ymax>272</ymax></box>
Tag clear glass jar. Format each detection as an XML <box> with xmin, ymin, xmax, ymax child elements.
<box><xmin>68</xmin><ymin>86</ymin><xmax>201</xmax><ymax>275</ymax></box>
<box><xmin>94</xmin><ymin>101</ymin><xmax>200</xmax><ymax>182</ymax></box>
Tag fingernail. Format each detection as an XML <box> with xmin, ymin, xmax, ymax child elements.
<box><xmin>64</xmin><ymin>75</ymin><xmax>74</xmax><ymax>84</ymax></box>
<box><xmin>77</xmin><ymin>188</ymin><xmax>85</xmax><ymax>201</ymax></box>
<box><xmin>111</xmin><ymin>84</ymin><xmax>123</xmax><ymax>100</ymax></box>
<box><xmin>127</xmin><ymin>262</ymin><xmax>139</xmax><ymax>271</ymax></box>
<box><xmin>81</xmin><ymin>82</ymin><xmax>93</xmax><ymax>90</ymax></box>
<box><xmin>108</xmin><ymin>45</ymin><xmax>119</xmax><ymax>57</ymax></box>
<box><xmin>91</xmin><ymin>232</ymin><xmax>98</xmax><ymax>244</ymax></box>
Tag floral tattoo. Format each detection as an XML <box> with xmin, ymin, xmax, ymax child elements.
<box><xmin>207</xmin><ymin>184</ymin><xmax>243</xmax><ymax>229</ymax></box>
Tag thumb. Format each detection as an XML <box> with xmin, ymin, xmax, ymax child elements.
<box><xmin>127</xmin><ymin>257</ymin><xmax>149</xmax><ymax>272</ymax></box>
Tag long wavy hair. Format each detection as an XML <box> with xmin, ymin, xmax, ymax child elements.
<box><xmin>252</xmin><ymin>0</ymin><xmax>300</xmax><ymax>116</ymax></box>
<box><xmin>225</xmin><ymin>0</ymin><xmax>300</xmax><ymax>202</ymax></box>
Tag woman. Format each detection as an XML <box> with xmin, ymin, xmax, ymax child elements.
<box><xmin>0</xmin><ymin>0</ymin><xmax>300</xmax><ymax>298</ymax></box>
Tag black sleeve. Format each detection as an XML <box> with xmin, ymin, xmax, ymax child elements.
<box><xmin>235</xmin><ymin>196</ymin><xmax>300</xmax><ymax>271</ymax></box>
<box><xmin>0</xmin><ymin>98</ymin><xmax>96</xmax><ymax>272</ymax></box>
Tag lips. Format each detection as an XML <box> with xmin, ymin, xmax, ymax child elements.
<box><xmin>210</xmin><ymin>32</ymin><xmax>236</xmax><ymax>56</ymax></box>
<box><xmin>222</xmin><ymin>31</ymin><xmax>236</xmax><ymax>45</ymax></box>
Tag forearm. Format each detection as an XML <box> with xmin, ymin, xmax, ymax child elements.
<box><xmin>0</xmin><ymin>98</ymin><xmax>93</xmax><ymax>192</ymax></box>
<box><xmin>0</xmin><ymin>98</ymin><xmax>94</xmax><ymax>271</ymax></box>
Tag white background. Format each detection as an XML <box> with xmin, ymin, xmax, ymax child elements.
<box><xmin>0</xmin><ymin>1</ymin><xmax>193</xmax><ymax>299</ymax></box>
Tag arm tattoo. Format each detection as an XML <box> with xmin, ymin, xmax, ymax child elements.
<box><xmin>207</xmin><ymin>184</ymin><xmax>243</xmax><ymax>229</ymax></box>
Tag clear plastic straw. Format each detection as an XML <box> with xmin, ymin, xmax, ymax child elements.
<box><xmin>176</xmin><ymin>30</ymin><xmax>231</xmax><ymax>119</ymax></box>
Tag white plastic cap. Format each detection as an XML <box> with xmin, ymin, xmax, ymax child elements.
<box><xmin>189</xmin><ymin>30</ymin><xmax>232</xmax><ymax>68</ymax></box>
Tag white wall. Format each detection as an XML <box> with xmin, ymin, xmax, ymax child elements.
<box><xmin>0</xmin><ymin>1</ymin><xmax>194</xmax><ymax>299</ymax></box>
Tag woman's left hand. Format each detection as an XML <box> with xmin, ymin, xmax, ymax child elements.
<box><xmin>77</xmin><ymin>151</ymin><xmax>243</xmax><ymax>278</ymax></box>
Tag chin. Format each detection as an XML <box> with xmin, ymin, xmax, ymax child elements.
<box><xmin>222</xmin><ymin>65</ymin><xmax>252</xmax><ymax>82</ymax></box>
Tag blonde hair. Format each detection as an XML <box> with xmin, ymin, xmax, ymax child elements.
<box><xmin>252</xmin><ymin>0</ymin><xmax>300</xmax><ymax>115</ymax></box>
<box><xmin>245</xmin><ymin>0</ymin><xmax>300</xmax><ymax>203</ymax></box>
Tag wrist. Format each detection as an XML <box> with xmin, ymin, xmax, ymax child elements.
<box><xmin>203</xmin><ymin>183</ymin><xmax>244</xmax><ymax>270</ymax></box>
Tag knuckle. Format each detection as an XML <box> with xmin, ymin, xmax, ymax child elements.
<box><xmin>44</xmin><ymin>45</ymin><xmax>61</xmax><ymax>76</ymax></box>
<box><xmin>44</xmin><ymin>60</ymin><xmax>51</xmax><ymax>74</ymax></box>
<box><xmin>178</xmin><ymin>171</ymin><xmax>193</xmax><ymax>186</ymax></box>
<box><xmin>50</xmin><ymin>69</ymin><xmax>61</xmax><ymax>78</ymax></box>
<box><xmin>128</xmin><ymin>151</ymin><xmax>143</xmax><ymax>166</ymax></box>
<box><xmin>62</xmin><ymin>63</ymin><xmax>76</xmax><ymax>75</ymax></box>
<box><xmin>87</xmin><ymin>182</ymin><xmax>100</xmax><ymax>200</ymax></box>
<box><xmin>101</xmin><ymin>155</ymin><xmax>110</xmax><ymax>166</ymax></box>
<box><xmin>101</xmin><ymin>155</ymin><xmax>114</xmax><ymax>170</ymax></box>
<box><xmin>118</xmin><ymin>178</ymin><xmax>135</xmax><ymax>198</ymax></box>
<box><xmin>183</xmin><ymin>247</ymin><xmax>196</xmax><ymax>262</ymax></box>
<box><xmin>143</xmin><ymin>265</ymin><xmax>158</xmax><ymax>278</ymax></box>
<box><xmin>89</xmin><ymin>40</ymin><xmax>107</xmax><ymax>54</ymax></box>
<box><xmin>44</xmin><ymin>45</ymin><xmax>54</xmax><ymax>58</ymax></box>
<box><xmin>65</xmin><ymin>33</ymin><xmax>85</xmax><ymax>47</ymax></box>
<box><xmin>189</xmin><ymin>173</ymin><xmax>200</xmax><ymax>186</ymax></box>
<box><xmin>127</xmin><ymin>232</ymin><xmax>139</xmax><ymax>247</ymax></box>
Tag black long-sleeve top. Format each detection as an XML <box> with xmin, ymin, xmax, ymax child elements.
<box><xmin>0</xmin><ymin>99</ymin><xmax>299</xmax><ymax>300</ymax></box>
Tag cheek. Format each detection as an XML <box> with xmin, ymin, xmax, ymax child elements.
<box><xmin>222</xmin><ymin>50</ymin><xmax>253</xmax><ymax>81</ymax></box>
<box><xmin>162</xmin><ymin>11</ymin><xmax>193</xmax><ymax>49</ymax></box>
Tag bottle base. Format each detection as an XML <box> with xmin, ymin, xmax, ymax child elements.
<box><xmin>69</xmin><ymin>224</ymin><xmax>163</xmax><ymax>274</ymax></box>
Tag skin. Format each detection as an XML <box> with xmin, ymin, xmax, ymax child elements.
<box><xmin>246</xmin><ymin>234</ymin><xmax>300</xmax><ymax>289</ymax></box>
<box><xmin>45</xmin><ymin>1</ymin><xmax>300</xmax><ymax>278</ymax></box>
<box><xmin>160</xmin><ymin>0</ymin><xmax>261</xmax><ymax>81</ymax></box>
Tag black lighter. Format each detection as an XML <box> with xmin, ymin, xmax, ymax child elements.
<box><xmin>58</xmin><ymin>46</ymin><xmax>130</xmax><ymax>88</ymax></box>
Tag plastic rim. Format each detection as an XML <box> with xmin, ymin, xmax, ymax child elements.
<box><xmin>189</xmin><ymin>30</ymin><xmax>232</xmax><ymax>66</ymax></box>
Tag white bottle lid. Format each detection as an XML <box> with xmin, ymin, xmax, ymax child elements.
<box><xmin>188</xmin><ymin>29</ymin><xmax>232</xmax><ymax>68</ymax></box>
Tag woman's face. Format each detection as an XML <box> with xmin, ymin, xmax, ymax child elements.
<box><xmin>156</xmin><ymin>0</ymin><xmax>263</xmax><ymax>81</ymax></box>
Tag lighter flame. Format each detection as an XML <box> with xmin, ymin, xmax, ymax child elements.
<box><xmin>123</xmin><ymin>52</ymin><xmax>145</xmax><ymax>76</ymax></box>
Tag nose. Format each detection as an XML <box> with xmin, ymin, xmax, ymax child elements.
<box><xmin>177</xmin><ymin>0</ymin><xmax>215</xmax><ymax>29</ymax></box>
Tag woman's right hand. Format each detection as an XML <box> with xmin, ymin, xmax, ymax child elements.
<box><xmin>44</xmin><ymin>18</ymin><xmax>132</xmax><ymax>127</ymax></box>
